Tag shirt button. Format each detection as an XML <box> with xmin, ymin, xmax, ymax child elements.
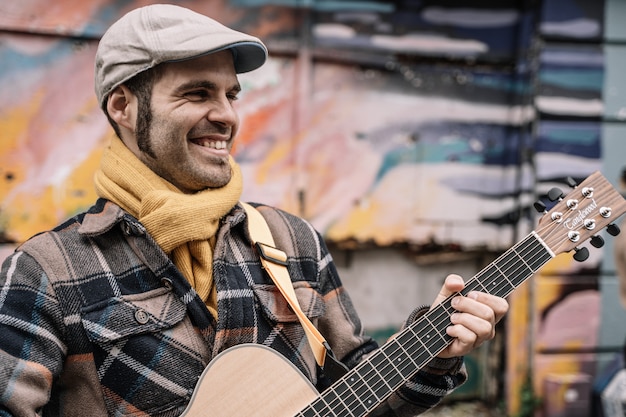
<box><xmin>134</xmin><ymin>309</ymin><xmax>150</xmax><ymax>324</ymax></box>
<box><xmin>161</xmin><ymin>277</ymin><xmax>173</xmax><ymax>290</ymax></box>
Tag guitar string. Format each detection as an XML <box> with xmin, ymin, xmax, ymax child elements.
<box><xmin>301</xmin><ymin>235</ymin><xmax>551</xmax><ymax>416</ymax></box>
<box><xmin>367</xmin><ymin>236</ymin><xmax>549</xmax><ymax>406</ymax></box>
<box><xmin>304</xmin><ymin>227</ymin><xmax>562</xmax><ymax>416</ymax></box>
<box><xmin>313</xmin><ymin>184</ymin><xmax>621</xmax><ymax>416</ymax></box>
<box><xmin>304</xmin><ymin>236</ymin><xmax>545</xmax><ymax>415</ymax></box>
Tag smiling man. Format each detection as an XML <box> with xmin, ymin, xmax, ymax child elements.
<box><xmin>107</xmin><ymin>52</ymin><xmax>241</xmax><ymax>192</ymax></box>
<box><xmin>0</xmin><ymin>4</ymin><xmax>508</xmax><ymax>416</ymax></box>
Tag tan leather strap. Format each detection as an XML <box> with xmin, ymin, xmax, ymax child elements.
<box><xmin>241</xmin><ymin>202</ymin><xmax>328</xmax><ymax>367</ymax></box>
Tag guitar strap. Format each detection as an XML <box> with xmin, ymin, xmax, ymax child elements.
<box><xmin>241</xmin><ymin>202</ymin><xmax>348</xmax><ymax>381</ymax></box>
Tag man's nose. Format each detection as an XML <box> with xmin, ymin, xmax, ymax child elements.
<box><xmin>207</xmin><ymin>97</ymin><xmax>238</xmax><ymax>127</ymax></box>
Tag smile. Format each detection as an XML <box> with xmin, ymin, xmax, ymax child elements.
<box><xmin>201</xmin><ymin>140</ymin><xmax>227</xmax><ymax>150</ymax></box>
<box><xmin>191</xmin><ymin>138</ymin><xmax>228</xmax><ymax>150</ymax></box>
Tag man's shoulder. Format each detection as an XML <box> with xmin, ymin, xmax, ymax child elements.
<box><xmin>245</xmin><ymin>202</ymin><xmax>316</xmax><ymax>236</ymax></box>
<box><xmin>18</xmin><ymin>199</ymin><xmax>123</xmax><ymax>257</ymax></box>
<box><xmin>243</xmin><ymin>202</ymin><xmax>324</xmax><ymax>259</ymax></box>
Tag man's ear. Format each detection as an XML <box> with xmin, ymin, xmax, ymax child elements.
<box><xmin>106</xmin><ymin>85</ymin><xmax>136</xmax><ymax>132</ymax></box>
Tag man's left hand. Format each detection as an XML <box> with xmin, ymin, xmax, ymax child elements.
<box><xmin>432</xmin><ymin>274</ymin><xmax>509</xmax><ymax>358</ymax></box>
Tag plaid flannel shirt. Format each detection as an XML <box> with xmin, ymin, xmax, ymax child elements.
<box><xmin>0</xmin><ymin>199</ymin><xmax>465</xmax><ymax>416</ymax></box>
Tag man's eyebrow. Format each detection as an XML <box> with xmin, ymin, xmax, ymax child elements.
<box><xmin>175</xmin><ymin>80</ymin><xmax>241</xmax><ymax>94</ymax></box>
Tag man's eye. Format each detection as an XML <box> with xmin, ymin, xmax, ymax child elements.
<box><xmin>227</xmin><ymin>93</ymin><xmax>239</xmax><ymax>101</ymax></box>
<box><xmin>185</xmin><ymin>91</ymin><xmax>208</xmax><ymax>100</ymax></box>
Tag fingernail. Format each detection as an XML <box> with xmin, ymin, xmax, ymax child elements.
<box><xmin>468</xmin><ymin>292</ymin><xmax>479</xmax><ymax>300</ymax></box>
<box><xmin>450</xmin><ymin>275</ymin><xmax>463</xmax><ymax>285</ymax></box>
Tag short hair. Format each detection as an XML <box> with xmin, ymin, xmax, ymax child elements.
<box><xmin>102</xmin><ymin>65</ymin><xmax>164</xmax><ymax>139</ymax></box>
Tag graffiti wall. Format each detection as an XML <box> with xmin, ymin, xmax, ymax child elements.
<box><xmin>0</xmin><ymin>0</ymin><xmax>538</xmax><ymax>248</ymax></box>
<box><xmin>1</xmin><ymin>1</ymin><xmax>625</xmax><ymax>416</ymax></box>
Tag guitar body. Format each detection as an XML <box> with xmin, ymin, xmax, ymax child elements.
<box><xmin>181</xmin><ymin>344</ymin><xmax>318</xmax><ymax>417</ymax></box>
<box><xmin>180</xmin><ymin>172</ymin><xmax>626</xmax><ymax>417</ymax></box>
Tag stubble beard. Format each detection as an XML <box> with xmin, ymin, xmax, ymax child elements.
<box><xmin>136</xmin><ymin>103</ymin><xmax>155</xmax><ymax>158</ymax></box>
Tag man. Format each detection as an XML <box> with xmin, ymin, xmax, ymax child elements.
<box><xmin>0</xmin><ymin>4</ymin><xmax>508</xmax><ymax>416</ymax></box>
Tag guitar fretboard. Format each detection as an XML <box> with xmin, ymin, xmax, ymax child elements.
<box><xmin>296</xmin><ymin>232</ymin><xmax>553</xmax><ymax>417</ymax></box>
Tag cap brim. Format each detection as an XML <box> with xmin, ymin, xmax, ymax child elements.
<box><xmin>166</xmin><ymin>41</ymin><xmax>267</xmax><ymax>74</ymax></box>
<box><xmin>230</xmin><ymin>42</ymin><xmax>268</xmax><ymax>73</ymax></box>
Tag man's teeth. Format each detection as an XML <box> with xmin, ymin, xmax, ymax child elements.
<box><xmin>201</xmin><ymin>141</ymin><xmax>227</xmax><ymax>150</ymax></box>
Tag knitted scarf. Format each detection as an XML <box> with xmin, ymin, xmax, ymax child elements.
<box><xmin>94</xmin><ymin>136</ymin><xmax>243</xmax><ymax>318</ymax></box>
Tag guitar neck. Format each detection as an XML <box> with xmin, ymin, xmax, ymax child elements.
<box><xmin>297</xmin><ymin>232</ymin><xmax>553</xmax><ymax>417</ymax></box>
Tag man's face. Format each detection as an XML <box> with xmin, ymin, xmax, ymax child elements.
<box><xmin>128</xmin><ymin>50</ymin><xmax>241</xmax><ymax>193</ymax></box>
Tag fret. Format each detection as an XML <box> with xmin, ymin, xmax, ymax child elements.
<box><xmin>393</xmin><ymin>325</ymin><xmax>429</xmax><ymax>358</ymax></box>
<box><xmin>297</xmin><ymin>405</ymin><xmax>322</xmax><ymax>417</ymax></box>
<box><xmin>508</xmin><ymin>241</ymin><xmax>537</xmax><ymax>285</ymax></box>
<box><xmin>412</xmin><ymin>315</ymin><xmax>451</xmax><ymax>354</ymax></box>
<box><xmin>319</xmin><ymin>385</ymin><xmax>357</xmax><ymax>416</ymax></box>
<box><xmin>299</xmin><ymin>394</ymin><xmax>327</xmax><ymax>417</ymax></box>
<box><xmin>463</xmin><ymin>235</ymin><xmax>552</xmax><ymax>300</ymax></box>
<box><xmin>381</xmin><ymin>336</ymin><xmax>426</xmax><ymax>386</ymax></box>
<box><xmin>476</xmin><ymin>263</ymin><xmax>515</xmax><ymax>297</ymax></box>
<box><xmin>339</xmin><ymin>384</ymin><xmax>365</xmax><ymax>416</ymax></box>
<box><xmin>344</xmin><ymin>397</ymin><xmax>366</xmax><ymax>416</ymax></box>
<box><xmin>471</xmin><ymin>277</ymin><xmax>490</xmax><ymax>293</ymax></box>
<box><xmin>376</xmin><ymin>342</ymin><xmax>412</xmax><ymax>388</ymax></box>
<box><xmin>400</xmin><ymin>324</ymin><xmax>435</xmax><ymax>358</ymax></box>
<box><xmin>360</xmin><ymin>352</ymin><xmax>395</xmax><ymax>398</ymax></box>
<box><xmin>514</xmin><ymin>236</ymin><xmax>548</xmax><ymax>275</ymax></box>
<box><xmin>351</xmin><ymin>362</ymin><xmax>384</xmax><ymax>408</ymax></box>
<box><xmin>505</xmin><ymin>237</ymin><xmax>549</xmax><ymax>292</ymax></box>
<box><xmin>488</xmin><ymin>252</ymin><xmax>523</xmax><ymax>296</ymax></box>
<box><xmin>462</xmin><ymin>277</ymin><xmax>487</xmax><ymax>294</ymax></box>
<box><xmin>524</xmin><ymin>233</ymin><xmax>554</xmax><ymax>272</ymax></box>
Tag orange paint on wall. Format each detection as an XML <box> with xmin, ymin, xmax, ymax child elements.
<box><xmin>534</xmin><ymin>254</ymin><xmax>577</xmax><ymax>312</ymax></box>
<box><xmin>0</xmin><ymin>125</ymin><xmax>106</xmax><ymax>243</ymax></box>
<box><xmin>506</xmin><ymin>279</ymin><xmax>532</xmax><ymax>415</ymax></box>
<box><xmin>2</xmin><ymin>148</ymin><xmax>102</xmax><ymax>243</ymax></box>
<box><xmin>0</xmin><ymin>96</ymin><xmax>46</xmax><ymax>236</ymax></box>
<box><xmin>235</xmin><ymin>101</ymin><xmax>288</xmax><ymax>152</ymax></box>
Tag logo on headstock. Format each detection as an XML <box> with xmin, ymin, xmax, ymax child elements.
<box><xmin>563</xmin><ymin>198</ymin><xmax>597</xmax><ymax>230</ymax></box>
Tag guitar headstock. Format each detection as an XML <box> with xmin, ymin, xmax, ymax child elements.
<box><xmin>535</xmin><ymin>171</ymin><xmax>626</xmax><ymax>259</ymax></box>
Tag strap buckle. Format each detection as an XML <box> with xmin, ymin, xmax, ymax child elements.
<box><xmin>255</xmin><ymin>242</ymin><xmax>289</xmax><ymax>266</ymax></box>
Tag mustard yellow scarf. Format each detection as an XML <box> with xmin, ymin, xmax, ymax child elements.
<box><xmin>94</xmin><ymin>136</ymin><xmax>243</xmax><ymax>318</ymax></box>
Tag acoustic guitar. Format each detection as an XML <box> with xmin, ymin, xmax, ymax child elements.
<box><xmin>181</xmin><ymin>171</ymin><xmax>626</xmax><ymax>417</ymax></box>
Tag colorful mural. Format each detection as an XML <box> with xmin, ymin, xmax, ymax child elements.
<box><xmin>0</xmin><ymin>0</ymin><xmax>539</xmax><ymax>249</ymax></box>
<box><xmin>1</xmin><ymin>1</ymin><xmax>625</xmax><ymax>416</ymax></box>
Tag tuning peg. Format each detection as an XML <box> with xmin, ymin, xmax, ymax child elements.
<box><xmin>607</xmin><ymin>223</ymin><xmax>621</xmax><ymax>236</ymax></box>
<box><xmin>573</xmin><ymin>247</ymin><xmax>589</xmax><ymax>262</ymax></box>
<box><xmin>533</xmin><ymin>201</ymin><xmax>547</xmax><ymax>213</ymax></box>
<box><xmin>566</xmin><ymin>177</ymin><xmax>578</xmax><ymax>188</ymax></box>
<box><xmin>590</xmin><ymin>235</ymin><xmax>605</xmax><ymax>248</ymax></box>
<box><xmin>547</xmin><ymin>187</ymin><xmax>564</xmax><ymax>201</ymax></box>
